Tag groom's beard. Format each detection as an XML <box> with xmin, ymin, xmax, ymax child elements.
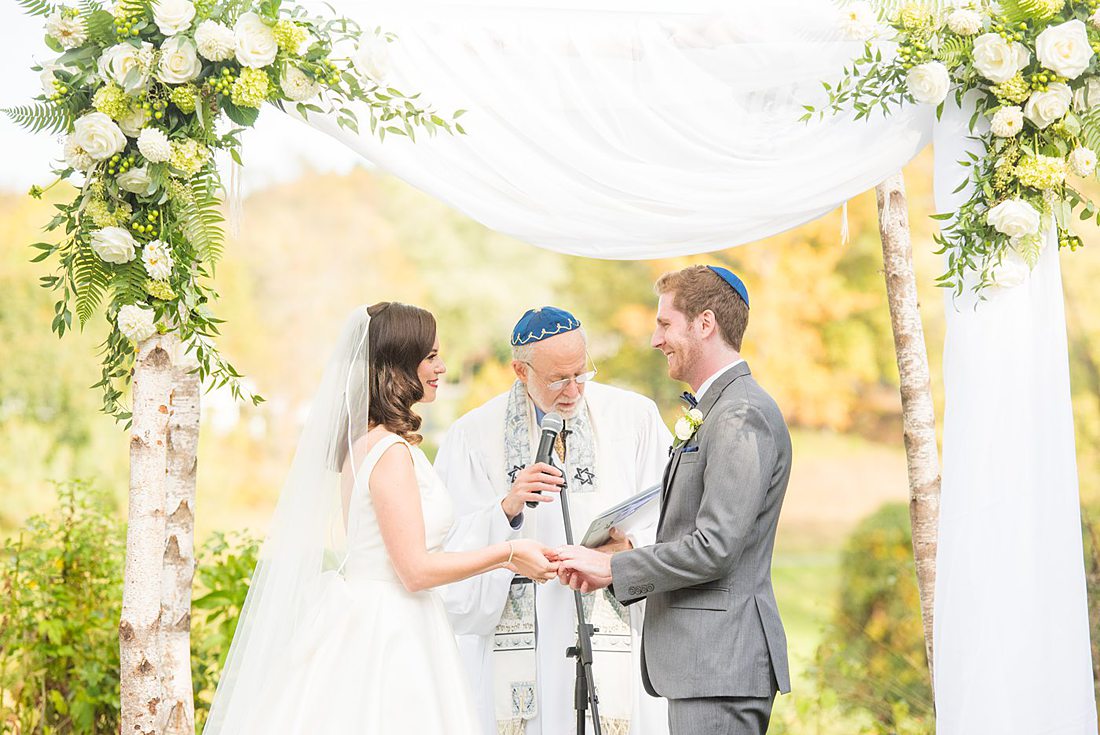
<box><xmin>667</xmin><ymin>339</ymin><xmax>703</xmax><ymax>384</ymax></box>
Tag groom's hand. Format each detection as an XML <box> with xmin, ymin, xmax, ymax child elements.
<box><xmin>554</xmin><ymin>545</ymin><xmax>613</xmax><ymax>593</ymax></box>
<box><xmin>501</xmin><ymin>463</ymin><xmax>563</xmax><ymax>520</ymax></box>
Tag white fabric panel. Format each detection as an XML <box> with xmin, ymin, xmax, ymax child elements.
<box><xmin>933</xmin><ymin>100</ymin><xmax>1097</xmax><ymax>734</ymax></box>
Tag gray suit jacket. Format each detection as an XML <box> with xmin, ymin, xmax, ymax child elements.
<box><xmin>610</xmin><ymin>362</ymin><xmax>792</xmax><ymax>699</ymax></box>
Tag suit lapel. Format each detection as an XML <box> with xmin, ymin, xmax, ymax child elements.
<box><xmin>658</xmin><ymin>362</ymin><xmax>752</xmax><ymax>522</ymax></box>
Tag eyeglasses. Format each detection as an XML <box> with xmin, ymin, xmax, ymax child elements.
<box><xmin>523</xmin><ymin>354</ymin><xmax>598</xmax><ymax>392</ymax></box>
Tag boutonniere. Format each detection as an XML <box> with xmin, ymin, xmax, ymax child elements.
<box><xmin>672</xmin><ymin>408</ymin><xmax>703</xmax><ymax>449</ymax></box>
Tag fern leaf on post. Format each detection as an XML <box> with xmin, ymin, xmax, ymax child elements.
<box><xmin>3</xmin><ymin>102</ymin><xmax>73</xmax><ymax>135</ymax></box>
<box><xmin>74</xmin><ymin>239</ymin><xmax>110</xmax><ymax>327</ymax></box>
<box><xmin>180</xmin><ymin>172</ymin><xmax>226</xmax><ymax>266</ymax></box>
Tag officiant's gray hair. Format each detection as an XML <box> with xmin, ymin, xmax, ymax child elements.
<box><xmin>512</xmin><ymin>327</ymin><xmax>587</xmax><ymax>363</ymax></box>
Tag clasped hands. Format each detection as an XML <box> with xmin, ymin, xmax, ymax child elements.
<box><xmin>505</xmin><ymin>528</ymin><xmax>629</xmax><ymax>593</ymax></box>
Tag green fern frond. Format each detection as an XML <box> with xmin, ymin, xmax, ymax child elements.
<box><xmin>14</xmin><ymin>0</ymin><xmax>59</xmax><ymax>17</ymax></box>
<box><xmin>109</xmin><ymin>261</ymin><xmax>149</xmax><ymax>307</ymax></box>
<box><xmin>1079</xmin><ymin>109</ymin><xmax>1100</xmax><ymax>153</ymax></box>
<box><xmin>180</xmin><ymin>171</ymin><xmax>226</xmax><ymax>265</ymax></box>
<box><xmin>3</xmin><ymin>102</ymin><xmax>72</xmax><ymax>135</ymax></box>
<box><xmin>73</xmin><ymin>239</ymin><xmax>110</xmax><ymax>327</ymax></box>
<box><xmin>937</xmin><ymin>36</ymin><xmax>973</xmax><ymax>67</ymax></box>
<box><xmin>997</xmin><ymin>0</ymin><xmax>1060</xmax><ymax>25</ymax></box>
<box><xmin>84</xmin><ymin>8</ymin><xmax>116</xmax><ymax>46</ymax></box>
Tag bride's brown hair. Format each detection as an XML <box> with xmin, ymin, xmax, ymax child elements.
<box><xmin>367</xmin><ymin>302</ymin><xmax>437</xmax><ymax>445</ymax></box>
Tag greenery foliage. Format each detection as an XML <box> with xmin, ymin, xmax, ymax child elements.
<box><xmin>810</xmin><ymin>0</ymin><xmax>1100</xmax><ymax>295</ymax></box>
<box><xmin>813</xmin><ymin>503</ymin><xmax>934</xmax><ymax>734</ymax></box>
<box><xmin>0</xmin><ymin>481</ymin><xmax>259</xmax><ymax>734</ymax></box>
<box><xmin>7</xmin><ymin>0</ymin><xmax>457</xmax><ymax>424</ymax></box>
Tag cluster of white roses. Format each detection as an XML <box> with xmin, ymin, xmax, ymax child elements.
<box><xmin>831</xmin><ymin>2</ymin><xmax>1100</xmax><ymax>291</ymax></box>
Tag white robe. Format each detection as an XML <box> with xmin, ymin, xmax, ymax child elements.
<box><xmin>437</xmin><ymin>381</ymin><xmax>671</xmax><ymax>735</ymax></box>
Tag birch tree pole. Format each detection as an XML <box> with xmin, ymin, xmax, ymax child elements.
<box><xmin>875</xmin><ymin>171</ymin><xmax>942</xmax><ymax>685</ymax></box>
<box><xmin>119</xmin><ymin>334</ymin><xmax>176</xmax><ymax>734</ymax></box>
<box><xmin>160</xmin><ymin>345</ymin><xmax>202</xmax><ymax>735</ymax></box>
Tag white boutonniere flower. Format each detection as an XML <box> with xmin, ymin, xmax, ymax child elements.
<box><xmin>672</xmin><ymin>408</ymin><xmax>703</xmax><ymax>448</ymax></box>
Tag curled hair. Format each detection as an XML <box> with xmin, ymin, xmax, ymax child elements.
<box><xmin>366</xmin><ymin>302</ymin><xmax>437</xmax><ymax>445</ymax></box>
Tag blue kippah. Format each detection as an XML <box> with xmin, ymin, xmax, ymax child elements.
<box><xmin>707</xmin><ymin>266</ymin><xmax>750</xmax><ymax>308</ymax></box>
<box><xmin>511</xmin><ymin>306</ymin><xmax>581</xmax><ymax>346</ymax></box>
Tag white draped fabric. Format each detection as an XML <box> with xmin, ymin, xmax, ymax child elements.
<box><xmin>933</xmin><ymin>103</ymin><xmax>1097</xmax><ymax>734</ymax></box>
<box><xmin>302</xmin><ymin>0</ymin><xmax>1096</xmax><ymax>729</ymax></box>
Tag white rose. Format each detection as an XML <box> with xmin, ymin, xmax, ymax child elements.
<box><xmin>907</xmin><ymin>61</ymin><xmax>950</xmax><ymax>105</ymax></box>
<box><xmin>972</xmin><ymin>33</ymin><xmax>1030</xmax><ymax>83</ymax></box>
<box><xmin>91</xmin><ymin>226</ymin><xmax>138</xmax><ymax>264</ymax></box>
<box><xmin>117</xmin><ymin>304</ymin><xmax>157</xmax><ymax>342</ymax></box>
<box><xmin>63</xmin><ymin>135</ymin><xmax>94</xmax><ymax>170</ymax></box>
<box><xmin>71</xmin><ymin>112</ymin><xmax>126</xmax><ymax>161</ymax></box>
<box><xmin>117</xmin><ymin>165</ymin><xmax>158</xmax><ymax>196</ymax></box>
<box><xmin>281</xmin><ymin>65</ymin><xmax>321</xmax><ymax>101</ymax></box>
<box><xmin>947</xmin><ymin>9</ymin><xmax>982</xmax><ymax>36</ymax></box>
<box><xmin>353</xmin><ymin>33</ymin><xmax>390</xmax><ymax>84</ymax></box>
<box><xmin>98</xmin><ymin>42</ymin><xmax>154</xmax><ymax>93</ymax></box>
<box><xmin>674</xmin><ymin>417</ymin><xmax>694</xmax><ymax>442</ymax></box>
<box><xmin>687</xmin><ymin>408</ymin><xmax>703</xmax><ymax>422</ymax></box>
<box><xmin>987</xmin><ymin>198</ymin><xmax>1041</xmax><ymax>237</ymax></box>
<box><xmin>1074</xmin><ymin>77</ymin><xmax>1100</xmax><ymax>110</ymax></box>
<box><xmin>141</xmin><ymin>239</ymin><xmax>174</xmax><ymax>280</ymax></box>
<box><xmin>234</xmin><ymin>12</ymin><xmax>277</xmax><ymax>68</ymax></box>
<box><xmin>989</xmin><ymin>247</ymin><xmax>1031</xmax><ymax>290</ymax></box>
<box><xmin>137</xmin><ymin>127</ymin><xmax>172</xmax><ymax>163</ymax></box>
<box><xmin>153</xmin><ymin>0</ymin><xmax>195</xmax><ymax>35</ymax></box>
<box><xmin>839</xmin><ymin>1</ymin><xmax>878</xmax><ymax>40</ymax></box>
<box><xmin>118</xmin><ymin>106</ymin><xmax>150</xmax><ymax>138</ymax></box>
<box><xmin>1036</xmin><ymin>20</ymin><xmax>1094</xmax><ymax>80</ymax></box>
<box><xmin>156</xmin><ymin>35</ymin><xmax>202</xmax><ymax>84</ymax></box>
<box><xmin>46</xmin><ymin>12</ymin><xmax>87</xmax><ymax>49</ymax></box>
<box><xmin>990</xmin><ymin>106</ymin><xmax>1024</xmax><ymax>137</ymax></box>
<box><xmin>194</xmin><ymin>19</ymin><xmax>235</xmax><ymax>61</ymax></box>
<box><xmin>1070</xmin><ymin>146</ymin><xmax>1097</xmax><ymax>176</ymax></box>
<box><xmin>1024</xmin><ymin>82</ymin><xmax>1072</xmax><ymax>128</ymax></box>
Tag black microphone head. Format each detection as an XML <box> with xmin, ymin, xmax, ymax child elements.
<box><xmin>541</xmin><ymin>412</ymin><xmax>564</xmax><ymax>433</ymax></box>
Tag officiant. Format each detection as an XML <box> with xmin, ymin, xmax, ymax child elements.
<box><xmin>437</xmin><ymin>307</ymin><xmax>671</xmax><ymax>735</ymax></box>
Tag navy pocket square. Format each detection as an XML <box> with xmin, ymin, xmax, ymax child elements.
<box><xmin>680</xmin><ymin>445</ymin><xmax>700</xmax><ymax>454</ymax></box>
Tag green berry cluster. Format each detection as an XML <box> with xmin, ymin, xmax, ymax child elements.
<box><xmin>130</xmin><ymin>208</ymin><xmax>160</xmax><ymax>236</ymax></box>
<box><xmin>318</xmin><ymin>59</ymin><xmax>340</xmax><ymax>86</ymax></box>
<box><xmin>47</xmin><ymin>77</ymin><xmax>69</xmax><ymax>103</ymax></box>
<box><xmin>1059</xmin><ymin>233</ymin><xmax>1083</xmax><ymax>251</ymax></box>
<box><xmin>107</xmin><ymin>152</ymin><xmax>137</xmax><ymax>176</ymax></box>
<box><xmin>897</xmin><ymin>38</ymin><xmax>932</xmax><ymax>70</ymax></box>
<box><xmin>1028</xmin><ymin>70</ymin><xmax>1063</xmax><ymax>92</ymax></box>
<box><xmin>990</xmin><ymin>20</ymin><xmax>1027</xmax><ymax>43</ymax></box>
<box><xmin>113</xmin><ymin>8</ymin><xmax>143</xmax><ymax>38</ymax></box>
<box><xmin>205</xmin><ymin>67</ymin><xmax>237</xmax><ymax>95</ymax></box>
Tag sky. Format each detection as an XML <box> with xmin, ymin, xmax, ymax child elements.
<box><xmin>0</xmin><ymin>5</ymin><xmax>364</xmax><ymax>195</ymax></box>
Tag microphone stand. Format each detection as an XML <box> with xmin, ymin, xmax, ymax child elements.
<box><xmin>554</xmin><ymin>430</ymin><xmax>603</xmax><ymax>735</ymax></box>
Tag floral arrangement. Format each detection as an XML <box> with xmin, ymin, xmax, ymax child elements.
<box><xmin>809</xmin><ymin>0</ymin><xmax>1100</xmax><ymax>294</ymax></box>
<box><xmin>672</xmin><ymin>407</ymin><xmax>703</xmax><ymax>448</ymax></box>
<box><xmin>7</xmin><ymin>0</ymin><xmax>459</xmax><ymax>421</ymax></box>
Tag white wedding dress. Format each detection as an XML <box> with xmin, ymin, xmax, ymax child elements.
<box><xmin>257</xmin><ymin>432</ymin><xmax>481</xmax><ymax>734</ymax></box>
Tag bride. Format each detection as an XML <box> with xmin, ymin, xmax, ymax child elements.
<box><xmin>202</xmin><ymin>302</ymin><xmax>559</xmax><ymax>734</ymax></box>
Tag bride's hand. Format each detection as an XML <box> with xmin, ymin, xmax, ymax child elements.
<box><xmin>506</xmin><ymin>539</ymin><xmax>560</xmax><ymax>582</ymax></box>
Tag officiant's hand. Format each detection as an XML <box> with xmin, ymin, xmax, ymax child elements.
<box><xmin>594</xmin><ymin>527</ymin><xmax>632</xmax><ymax>555</ymax></box>
<box><xmin>507</xmin><ymin>539</ymin><xmax>560</xmax><ymax>583</ymax></box>
<box><xmin>554</xmin><ymin>545</ymin><xmax>612</xmax><ymax>593</ymax></box>
<box><xmin>501</xmin><ymin>463</ymin><xmax>564</xmax><ymax>520</ymax></box>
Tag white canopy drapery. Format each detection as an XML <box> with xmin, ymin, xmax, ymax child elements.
<box><xmin>304</xmin><ymin>1</ymin><xmax>1097</xmax><ymax>731</ymax></box>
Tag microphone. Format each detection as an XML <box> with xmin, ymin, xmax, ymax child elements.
<box><xmin>526</xmin><ymin>412</ymin><xmax>564</xmax><ymax>509</ymax></box>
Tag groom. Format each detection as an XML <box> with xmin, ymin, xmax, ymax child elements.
<box><xmin>555</xmin><ymin>265</ymin><xmax>792</xmax><ymax>734</ymax></box>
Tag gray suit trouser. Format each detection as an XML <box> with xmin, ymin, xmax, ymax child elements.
<box><xmin>667</xmin><ymin>693</ymin><xmax>776</xmax><ymax>735</ymax></box>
